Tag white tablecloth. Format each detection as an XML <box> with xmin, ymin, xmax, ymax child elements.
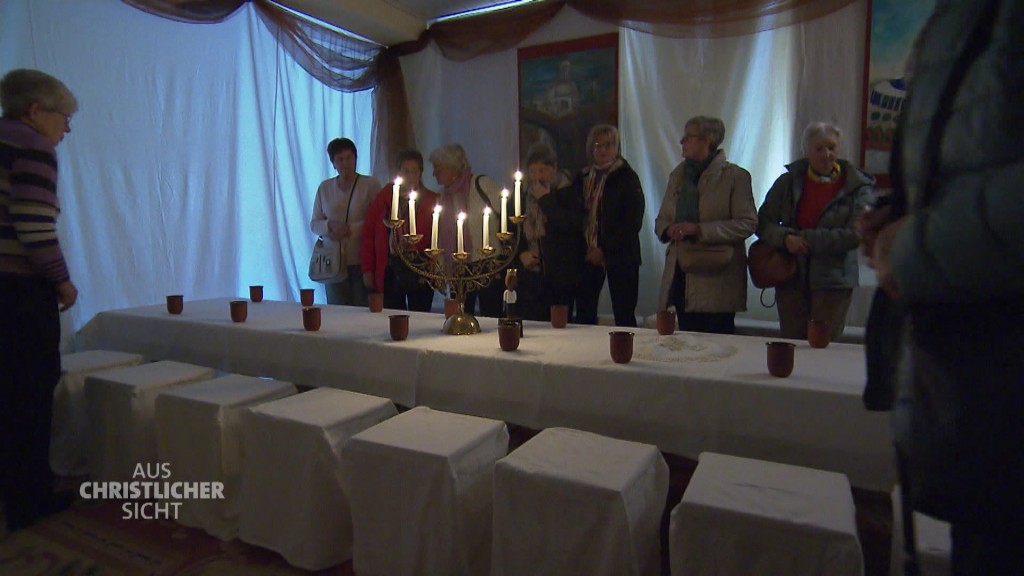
<box><xmin>52</xmin><ymin>350</ymin><xmax>143</xmax><ymax>476</ymax></box>
<box><xmin>85</xmin><ymin>360</ymin><xmax>215</xmax><ymax>482</ymax></box>
<box><xmin>154</xmin><ymin>374</ymin><xmax>296</xmax><ymax>540</ymax></box>
<box><xmin>671</xmin><ymin>452</ymin><xmax>864</xmax><ymax>576</ymax></box>
<box><xmin>237</xmin><ymin>388</ymin><xmax>397</xmax><ymax>571</ymax></box>
<box><xmin>492</xmin><ymin>427</ymin><xmax>668</xmax><ymax>576</ymax></box>
<box><xmin>343</xmin><ymin>406</ymin><xmax>509</xmax><ymax>576</ymax></box>
<box><xmin>80</xmin><ymin>297</ymin><xmax>895</xmax><ymax>490</ymax></box>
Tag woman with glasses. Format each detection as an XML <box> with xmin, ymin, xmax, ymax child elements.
<box><xmin>655</xmin><ymin>116</ymin><xmax>757</xmax><ymax>334</ymax></box>
<box><xmin>572</xmin><ymin>124</ymin><xmax>645</xmax><ymax>327</ymax></box>
<box><xmin>0</xmin><ymin>69</ymin><xmax>78</xmax><ymax>530</ymax></box>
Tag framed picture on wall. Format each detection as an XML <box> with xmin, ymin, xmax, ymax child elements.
<box><xmin>860</xmin><ymin>0</ymin><xmax>936</xmax><ymax>187</ymax></box>
<box><xmin>518</xmin><ymin>33</ymin><xmax>618</xmax><ymax>177</ymax></box>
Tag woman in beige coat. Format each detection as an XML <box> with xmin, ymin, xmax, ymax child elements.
<box><xmin>655</xmin><ymin>116</ymin><xmax>758</xmax><ymax>334</ymax></box>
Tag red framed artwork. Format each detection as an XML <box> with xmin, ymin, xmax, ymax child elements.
<box><xmin>518</xmin><ymin>33</ymin><xmax>619</xmax><ymax>176</ymax></box>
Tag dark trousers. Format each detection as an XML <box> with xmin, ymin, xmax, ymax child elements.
<box><xmin>382</xmin><ymin>262</ymin><xmax>434</xmax><ymax>313</ymax></box>
<box><xmin>669</xmin><ymin>265</ymin><xmax>735</xmax><ymax>334</ymax></box>
<box><xmin>465</xmin><ymin>278</ymin><xmax>504</xmax><ymax>318</ymax></box>
<box><xmin>0</xmin><ymin>276</ymin><xmax>60</xmax><ymax>531</ymax></box>
<box><xmin>576</xmin><ymin>263</ymin><xmax>638</xmax><ymax>327</ymax></box>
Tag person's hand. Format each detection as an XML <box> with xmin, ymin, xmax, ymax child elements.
<box><xmin>784</xmin><ymin>234</ymin><xmax>810</xmax><ymax>255</ymax></box>
<box><xmin>362</xmin><ymin>272</ymin><xmax>374</xmax><ymax>290</ymax></box>
<box><xmin>530</xmin><ymin>181</ymin><xmax>550</xmax><ymax>199</ymax></box>
<box><xmin>856</xmin><ymin>204</ymin><xmax>893</xmax><ymax>259</ymax></box>
<box><xmin>585</xmin><ymin>246</ymin><xmax>605</xmax><ymax>266</ymax></box>
<box><xmin>667</xmin><ymin>222</ymin><xmax>701</xmax><ymax>241</ymax></box>
<box><xmin>519</xmin><ymin>251</ymin><xmax>540</xmax><ymax>268</ymax></box>
<box><xmin>56</xmin><ymin>280</ymin><xmax>78</xmax><ymax>311</ymax></box>
<box><xmin>327</xmin><ymin>220</ymin><xmax>349</xmax><ymax>241</ymax></box>
<box><xmin>871</xmin><ymin>216</ymin><xmax>909</xmax><ymax>299</ymax></box>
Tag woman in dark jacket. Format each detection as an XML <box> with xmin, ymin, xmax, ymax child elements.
<box><xmin>572</xmin><ymin>124</ymin><xmax>645</xmax><ymax>327</ymax></box>
<box><xmin>515</xmin><ymin>143</ymin><xmax>582</xmax><ymax>321</ymax></box>
<box><xmin>756</xmin><ymin>122</ymin><xmax>873</xmax><ymax>340</ymax></box>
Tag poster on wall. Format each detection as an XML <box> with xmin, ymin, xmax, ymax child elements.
<box><xmin>861</xmin><ymin>0</ymin><xmax>936</xmax><ymax>186</ymax></box>
<box><xmin>518</xmin><ymin>33</ymin><xmax>618</xmax><ymax>177</ymax></box>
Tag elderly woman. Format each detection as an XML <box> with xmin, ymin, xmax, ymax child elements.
<box><xmin>572</xmin><ymin>125</ymin><xmax>645</xmax><ymax>327</ymax></box>
<box><xmin>516</xmin><ymin>142</ymin><xmax>582</xmax><ymax>321</ymax></box>
<box><xmin>756</xmin><ymin>122</ymin><xmax>873</xmax><ymax>340</ymax></box>
<box><xmin>429</xmin><ymin>143</ymin><xmax>504</xmax><ymax>317</ymax></box>
<box><xmin>310</xmin><ymin>137</ymin><xmax>381</xmax><ymax>306</ymax></box>
<box><xmin>361</xmin><ymin>149</ymin><xmax>438</xmax><ymax>312</ymax></box>
<box><xmin>655</xmin><ymin>116</ymin><xmax>758</xmax><ymax>334</ymax></box>
<box><xmin>0</xmin><ymin>69</ymin><xmax>78</xmax><ymax>530</ymax></box>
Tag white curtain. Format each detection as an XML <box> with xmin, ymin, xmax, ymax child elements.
<box><xmin>403</xmin><ymin>2</ymin><xmax>869</xmax><ymax>320</ymax></box>
<box><xmin>0</xmin><ymin>0</ymin><xmax>374</xmax><ymax>342</ymax></box>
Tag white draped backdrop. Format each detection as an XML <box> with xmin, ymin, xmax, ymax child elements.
<box><xmin>0</xmin><ymin>0</ymin><xmax>872</xmax><ymax>344</ymax></box>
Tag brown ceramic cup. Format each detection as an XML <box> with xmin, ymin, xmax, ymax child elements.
<box><xmin>300</xmin><ymin>288</ymin><xmax>315</xmax><ymax>307</ymax></box>
<box><xmin>166</xmin><ymin>295</ymin><xmax>184</xmax><ymax>315</ymax></box>
<box><xmin>368</xmin><ymin>292</ymin><xmax>384</xmax><ymax>313</ymax></box>
<box><xmin>766</xmin><ymin>341</ymin><xmax>796</xmax><ymax>377</ymax></box>
<box><xmin>249</xmin><ymin>285</ymin><xmax>264</xmax><ymax>303</ymax></box>
<box><xmin>389</xmin><ymin>314</ymin><xmax>410</xmax><ymax>341</ymax></box>
<box><xmin>302</xmin><ymin>306</ymin><xmax>321</xmax><ymax>332</ymax></box>
<box><xmin>656</xmin><ymin>310</ymin><xmax>676</xmax><ymax>335</ymax></box>
<box><xmin>807</xmin><ymin>319</ymin><xmax>832</xmax><ymax>349</ymax></box>
<box><xmin>498</xmin><ymin>320</ymin><xmax>521</xmax><ymax>351</ymax></box>
<box><xmin>444</xmin><ymin>298</ymin><xmax>459</xmax><ymax>319</ymax></box>
<box><xmin>550</xmin><ymin>304</ymin><xmax>569</xmax><ymax>329</ymax></box>
<box><xmin>230</xmin><ymin>300</ymin><xmax>247</xmax><ymax>323</ymax></box>
<box><xmin>609</xmin><ymin>331</ymin><xmax>635</xmax><ymax>364</ymax></box>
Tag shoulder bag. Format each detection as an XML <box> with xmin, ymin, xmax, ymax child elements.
<box><xmin>747</xmin><ymin>239</ymin><xmax>796</xmax><ymax>288</ymax></box>
<box><xmin>308</xmin><ymin>175</ymin><xmax>359</xmax><ymax>283</ymax></box>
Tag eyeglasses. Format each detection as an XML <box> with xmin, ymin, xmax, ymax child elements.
<box><xmin>681</xmin><ymin>133</ymin><xmax>703</xmax><ymax>142</ymax></box>
<box><xmin>47</xmin><ymin>109</ymin><xmax>72</xmax><ymax>127</ymax></box>
<box><xmin>592</xmin><ymin>141</ymin><xmax>616</xmax><ymax>150</ymax></box>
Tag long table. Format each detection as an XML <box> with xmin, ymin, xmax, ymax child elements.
<box><xmin>79</xmin><ymin>297</ymin><xmax>895</xmax><ymax>490</ymax></box>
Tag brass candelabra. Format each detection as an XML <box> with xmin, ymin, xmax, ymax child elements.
<box><xmin>385</xmin><ymin>215</ymin><xmax>523</xmax><ymax>335</ymax></box>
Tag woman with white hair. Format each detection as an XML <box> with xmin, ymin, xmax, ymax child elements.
<box><xmin>755</xmin><ymin>121</ymin><xmax>874</xmax><ymax>340</ymax></box>
<box><xmin>655</xmin><ymin>116</ymin><xmax>758</xmax><ymax>334</ymax></box>
<box><xmin>0</xmin><ymin>68</ymin><xmax>79</xmax><ymax>530</ymax></box>
<box><xmin>429</xmin><ymin>143</ymin><xmax>504</xmax><ymax>317</ymax></box>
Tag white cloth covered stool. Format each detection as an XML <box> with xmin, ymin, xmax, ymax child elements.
<box><xmin>492</xmin><ymin>427</ymin><xmax>669</xmax><ymax>576</ymax></box>
<box><xmin>890</xmin><ymin>486</ymin><xmax>951</xmax><ymax>576</ymax></box>
<box><xmin>670</xmin><ymin>452</ymin><xmax>863</xmax><ymax>576</ymax></box>
<box><xmin>154</xmin><ymin>374</ymin><xmax>296</xmax><ymax>540</ymax></box>
<box><xmin>52</xmin><ymin>350</ymin><xmax>143</xmax><ymax>476</ymax></box>
<box><xmin>237</xmin><ymin>388</ymin><xmax>397</xmax><ymax>571</ymax></box>
<box><xmin>85</xmin><ymin>360</ymin><xmax>214</xmax><ymax>483</ymax></box>
<box><xmin>343</xmin><ymin>406</ymin><xmax>509</xmax><ymax>576</ymax></box>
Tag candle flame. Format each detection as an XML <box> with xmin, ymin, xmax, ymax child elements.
<box><xmin>483</xmin><ymin>206</ymin><xmax>491</xmax><ymax>215</ymax></box>
<box><xmin>514</xmin><ymin>170</ymin><xmax>522</xmax><ymax>181</ymax></box>
<box><xmin>457</xmin><ymin>212</ymin><xmax>466</xmax><ymax>221</ymax></box>
<box><xmin>394</xmin><ymin>176</ymin><xmax>403</xmax><ymax>186</ymax></box>
<box><xmin>434</xmin><ymin>205</ymin><xmax>442</xmax><ymax>214</ymax></box>
<box><xmin>409</xmin><ymin>190</ymin><xmax>418</xmax><ymax>201</ymax></box>
<box><xmin>501</xmin><ymin>188</ymin><xmax>509</xmax><ymax>198</ymax></box>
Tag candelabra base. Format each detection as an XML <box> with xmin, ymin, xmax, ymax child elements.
<box><xmin>443</xmin><ymin>311</ymin><xmax>481</xmax><ymax>335</ymax></box>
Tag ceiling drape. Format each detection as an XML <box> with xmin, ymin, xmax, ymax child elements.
<box><xmin>121</xmin><ymin>0</ymin><xmax>857</xmax><ymax>178</ymax></box>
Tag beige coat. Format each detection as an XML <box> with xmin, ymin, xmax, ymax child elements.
<box><xmin>655</xmin><ymin>152</ymin><xmax>758</xmax><ymax>313</ymax></box>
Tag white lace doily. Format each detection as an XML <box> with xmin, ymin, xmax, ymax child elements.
<box><xmin>633</xmin><ymin>333</ymin><xmax>738</xmax><ymax>363</ymax></box>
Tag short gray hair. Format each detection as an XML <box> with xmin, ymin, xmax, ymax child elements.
<box><xmin>802</xmin><ymin>121</ymin><xmax>842</xmax><ymax>153</ymax></box>
<box><xmin>0</xmin><ymin>69</ymin><xmax>78</xmax><ymax>119</ymax></box>
<box><xmin>685</xmin><ymin>116</ymin><xmax>726</xmax><ymax>151</ymax></box>
<box><xmin>524</xmin><ymin>142</ymin><xmax>558</xmax><ymax>168</ymax></box>
<box><xmin>429</xmin><ymin>143</ymin><xmax>471</xmax><ymax>173</ymax></box>
<box><xmin>586</xmin><ymin>124</ymin><xmax>619</xmax><ymax>161</ymax></box>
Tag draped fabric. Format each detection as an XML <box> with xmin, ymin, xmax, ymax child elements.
<box><xmin>121</xmin><ymin>0</ymin><xmax>859</xmax><ymax>192</ymax></box>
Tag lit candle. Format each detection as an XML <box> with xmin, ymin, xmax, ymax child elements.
<box><xmin>431</xmin><ymin>205</ymin><xmax>441</xmax><ymax>250</ymax></box>
<box><xmin>391</xmin><ymin>177</ymin><xmax>402</xmax><ymax>221</ymax></box>
<box><xmin>457</xmin><ymin>212</ymin><xmax>466</xmax><ymax>254</ymax></box>
<box><xmin>514</xmin><ymin>170</ymin><xmax>523</xmax><ymax>216</ymax></box>
<box><xmin>500</xmin><ymin>189</ymin><xmax>509</xmax><ymax>234</ymax></box>
<box><xmin>408</xmin><ymin>191</ymin><xmax>418</xmax><ymax>236</ymax></box>
<box><xmin>482</xmin><ymin>206</ymin><xmax>491</xmax><ymax>249</ymax></box>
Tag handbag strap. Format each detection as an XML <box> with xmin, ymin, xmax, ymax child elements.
<box><xmin>320</xmin><ymin>174</ymin><xmax>360</xmax><ymax>242</ymax></box>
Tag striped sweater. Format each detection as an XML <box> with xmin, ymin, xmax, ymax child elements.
<box><xmin>0</xmin><ymin>117</ymin><xmax>69</xmax><ymax>283</ymax></box>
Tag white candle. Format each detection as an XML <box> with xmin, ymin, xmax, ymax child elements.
<box><xmin>431</xmin><ymin>205</ymin><xmax>441</xmax><ymax>250</ymax></box>
<box><xmin>457</xmin><ymin>212</ymin><xmax>466</xmax><ymax>253</ymax></box>
<box><xmin>391</xmin><ymin>176</ymin><xmax>402</xmax><ymax>221</ymax></box>
<box><xmin>514</xmin><ymin>170</ymin><xmax>523</xmax><ymax>216</ymax></box>
<box><xmin>500</xmin><ymin>189</ymin><xmax>509</xmax><ymax>234</ymax></box>
<box><xmin>482</xmin><ymin>207</ymin><xmax>491</xmax><ymax>249</ymax></box>
<box><xmin>408</xmin><ymin>191</ymin><xmax>418</xmax><ymax>236</ymax></box>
